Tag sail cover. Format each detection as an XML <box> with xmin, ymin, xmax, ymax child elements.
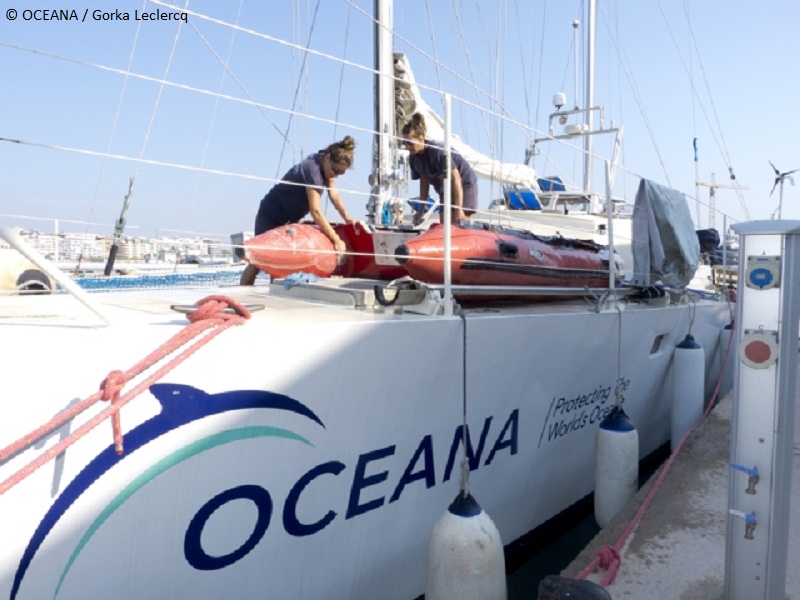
<box><xmin>631</xmin><ymin>179</ymin><xmax>700</xmax><ymax>288</ymax></box>
<box><xmin>394</xmin><ymin>53</ymin><xmax>538</xmax><ymax>188</ymax></box>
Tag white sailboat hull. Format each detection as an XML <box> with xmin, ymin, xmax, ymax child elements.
<box><xmin>0</xmin><ymin>287</ymin><xmax>729</xmax><ymax>599</ymax></box>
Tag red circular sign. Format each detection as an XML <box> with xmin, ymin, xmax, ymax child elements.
<box><xmin>744</xmin><ymin>340</ymin><xmax>772</xmax><ymax>364</ymax></box>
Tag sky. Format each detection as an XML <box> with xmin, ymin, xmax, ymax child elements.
<box><xmin>1</xmin><ymin>0</ymin><xmax>799</xmax><ymax>242</ymax></box>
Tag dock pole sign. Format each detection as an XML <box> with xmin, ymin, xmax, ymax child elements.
<box><xmin>724</xmin><ymin>220</ymin><xmax>800</xmax><ymax>600</ymax></box>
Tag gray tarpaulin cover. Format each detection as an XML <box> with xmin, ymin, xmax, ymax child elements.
<box><xmin>631</xmin><ymin>179</ymin><xmax>699</xmax><ymax>288</ymax></box>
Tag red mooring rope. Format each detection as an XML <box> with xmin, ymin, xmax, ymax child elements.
<box><xmin>0</xmin><ymin>295</ymin><xmax>251</xmax><ymax>495</ymax></box>
<box><xmin>577</xmin><ymin>319</ymin><xmax>736</xmax><ymax>586</ymax></box>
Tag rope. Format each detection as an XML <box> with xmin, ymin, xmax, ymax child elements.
<box><xmin>0</xmin><ymin>295</ymin><xmax>250</xmax><ymax>496</ymax></box>
<box><xmin>614</xmin><ymin>304</ymin><xmax>623</xmax><ymax>409</ymax></box>
<box><xmin>458</xmin><ymin>310</ymin><xmax>470</xmax><ymax>498</ymax></box>
<box><xmin>576</xmin><ymin>318</ymin><xmax>735</xmax><ymax>586</ymax></box>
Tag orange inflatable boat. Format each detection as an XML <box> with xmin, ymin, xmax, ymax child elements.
<box><xmin>243</xmin><ymin>222</ymin><xmax>414</xmax><ymax>280</ymax></box>
<box><xmin>394</xmin><ymin>222</ymin><xmax>619</xmax><ymax>288</ymax></box>
<box><xmin>243</xmin><ymin>224</ymin><xmax>338</xmax><ymax>279</ymax></box>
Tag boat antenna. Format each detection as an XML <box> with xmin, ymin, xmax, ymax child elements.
<box><xmin>769</xmin><ymin>161</ymin><xmax>798</xmax><ymax>220</ymax></box>
<box><xmin>103</xmin><ymin>177</ymin><xmax>134</xmax><ymax>277</ymax></box>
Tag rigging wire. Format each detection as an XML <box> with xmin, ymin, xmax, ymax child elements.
<box><xmin>329</xmin><ymin>2</ymin><xmax>353</xmax><ymax>217</ymax></box>
<box><xmin>100</xmin><ymin>0</ymin><xmax>186</xmax><ymax>252</ymax></box>
<box><xmin>333</xmin><ymin>4</ymin><xmax>353</xmax><ymax>139</ymax></box>
<box><xmin>3</xmin><ymin>31</ymin><xmax>607</xmax><ymax>219</ymax></box>
<box><xmin>533</xmin><ymin>0</ymin><xmax>549</xmax><ymax>136</ymax></box>
<box><xmin>149</xmin><ymin>1</ymin><xmax>376</xmax><ymax>84</ymax></box>
<box><xmin>177</xmin><ymin>0</ymin><xmax>247</xmax><ymax>242</ymax></box>
<box><xmin>678</xmin><ymin>0</ymin><xmax>749</xmax><ymax>219</ymax></box>
<box><xmin>511</xmin><ymin>0</ymin><xmax>532</xmax><ymax>129</ymax></box>
<box><xmin>344</xmin><ymin>0</ymin><xmax>522</xmax><ymax>135</ymax></box>
<box><xmin>160</xmin><ymin>3</ymin><xmax>293</xmax><ymax>152</ymax></box>
<box><xmin>494</xmin><ymin>0</ymin><xmax>508</xmax><ymax>201</ymax></box>
<box><xmin>596</xmin><ymin>6</ymin><xmax>672</xmax><ymax>186</ymax></box>
<box><xmin>422</xmin><ymin>0</ymin><xmax>446</xmax><ymax>94</ymax></box>
<box><xmin>610</xmin><ymin>0</ymin><xmax>627</xmax><ymax>200</ymax></box>
<box><xmin>650</xmin><ymin>0</ymin><xmax>749</xmax><ymax>221</ymax></box>
<box><xmin>451</xmin><ymin>0</ymin><xmax>492</xmax><ymax>146</ymax></box>
<box><xmin>276</xmin><ymin>0</ymin><xmax>322</xmax><ymax>179</ymax></box>
<box><xmin>683</xmin><ymin>0</ymin><xmax>698</xmax><ymax>147</ymax></box>
<box><xmin>671</xmin><ymin>1</ymin><xmax>735</xmax><ymax>170</ymax></box>
<box><xmin>0</xmin><ymin>43</ymin><xmax>376</xmax><ymax>137</ymax></box>
<box><xmin>133</xmin><ymin>19</ymin><xmax>183</xmax><ymax>179</ymax></box>
<box><xmin>0</xmin><ymin>134</ymin><xmax>383</xmax><ymax>220</ymax></box>
<box><xmin>82</xmin><ymin>0</ymin><xmax>149</xmax><ymax>248</ymax></box>
<box><xmin>2</xmin><ymin>0</ymin><xmax>678</xmax><ymax>240</ymax></box>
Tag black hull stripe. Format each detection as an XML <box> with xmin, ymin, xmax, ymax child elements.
<box><xmin>459</xmin><ymin>258</ymin><xmax>609</xmax><ymax>281</ymax></box>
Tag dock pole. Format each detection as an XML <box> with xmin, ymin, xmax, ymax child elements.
<box><xmin>724</xmin><ymin>220</ymin><xmax>800</xmax><ymax>599</ymax></box>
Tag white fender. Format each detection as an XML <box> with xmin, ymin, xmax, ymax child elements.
<box><xmin>426</xmin><ymin>493</ymin><xmax>507</xmax><ymax>600</ymax></box>
<box><xmin>0</xmin><ymin>249</ymin><xmax>54</xmax><ymax>294</ymax></box>
<box><xmin>671</xmin><ymin>334</ymin><xmax>705</xmax><ymax>451</ymax></box>
<box><xmin>595</xmin><ymin>406</ymin><xmax>639</xmax><ymax>528</ymax></box>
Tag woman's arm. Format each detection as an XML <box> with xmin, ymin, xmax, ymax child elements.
<box><xmin>449</xmin><ymin>168</ymin><xmax>467</xmax><ymax>222</ymax></box>
<box><xmin>326</xmin><ymin>179</ymin><xmax>354</xmax><ymax>224</ymax></box>
<box><xmin>307</xmin><ymin>187</ymin><xmax>346</xmax><ymax>258</ymax></box>
<box><xmin>413</xmin><ymin>177</ymin><xmax>431</xmax><ymax>225</ymax></box>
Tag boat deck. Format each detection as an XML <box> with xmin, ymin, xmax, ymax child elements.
<box><xmin>561</xmin><ymin>357</ymin><xmax>800</xmax><ymax>599</ymax></box>
<box><xmin>0</xmin><ymin>277</ymin><xmax>659</xmax><ymax>328</ymax></box>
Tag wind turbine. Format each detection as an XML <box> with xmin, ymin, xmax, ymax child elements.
<box><xmin>769</xmin><ymin>161</ymin><xmax>799</xmax><ymax>220</ymax></box>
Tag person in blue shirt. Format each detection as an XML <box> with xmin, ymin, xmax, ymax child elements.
<box><xmin>401</xmin><ymin>113</ymin><xmax>478</xmax><ymax>226</ymax></box>
<box><xmin>240</xmin><ymin>136</ymin><xmax>356</xmax><ymax>285</ymax></box>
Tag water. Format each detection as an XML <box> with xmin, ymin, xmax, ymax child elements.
<box><xmin>505</xmin><ymin>443</ymin><xmax>669</xmax><ymax>598</ymax></box>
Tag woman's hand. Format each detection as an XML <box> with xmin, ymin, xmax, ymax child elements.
<box><xmin>333</xmin><ymin>237</ymin><xmax>347</xmax><ymax>264</ymax></box>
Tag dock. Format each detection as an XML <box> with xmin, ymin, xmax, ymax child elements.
<box><xmin>559</xmin><ymin>357</ymin><xmax>800</xmax><ymax>599</ymax></box>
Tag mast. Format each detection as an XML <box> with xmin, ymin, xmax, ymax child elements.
<box><xmin>103</xmin><ymin>177</ymin><xmax>134</xmax><ymax>276</ymax></box>
<box><xmin>583</xmin><ymin>0</ymin><xmax>596</xmax><ymax>194</ymax></box>
<box><xmin>367</xmin><ymin>0</ymin><xmax>395</xmax><ymax>225</ymax></box>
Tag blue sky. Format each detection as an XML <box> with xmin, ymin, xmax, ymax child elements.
<box><xmin>1</xmin><ymin>0</ymin><xmax>799</xmax><ymax>240</ymax></box>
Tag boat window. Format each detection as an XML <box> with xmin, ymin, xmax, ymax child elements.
<box><xmin>650</xmin><ymin>333</ymin><xmax>668</xmax><ymax>355</ymax></box>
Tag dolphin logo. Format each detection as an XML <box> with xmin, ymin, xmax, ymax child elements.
<box><xmin>11</xmin><ymin>384</ymin><xmax>324</xmax><ymax>600</ymax></box>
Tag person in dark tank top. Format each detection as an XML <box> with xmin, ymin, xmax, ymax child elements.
<box><xmin>240</xmin><ymin>136</ymin><xmax>356</xmax><ymax>285</ymax></box>
<box><xmin>401</xmin><ymin>113</ymin><xmax>478</xmax><ymax>226</ymax></box>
